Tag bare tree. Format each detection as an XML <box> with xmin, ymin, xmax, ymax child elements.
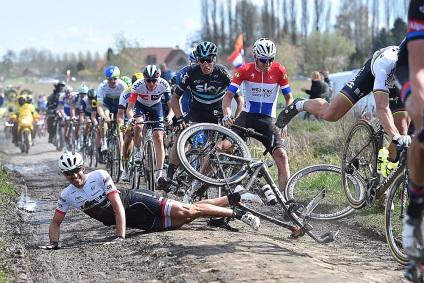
<box><xmin>313</xmin><ymin>0</ymin><xmax>324</xmax><ymax>32</ymax></box>
<box><xmin>201</xmin><ymin>0</ymin><xmax>211</xmax><ymax>40</ymax></box>
<box><xmin>301</xmin><ymin>0</ymin><xmax>309</xmax><ymax>38</ymax></box>
<box><xmin>289</xmin><ymin>0</ymin><xmax>297</xmax><ymax>44</ymax></box>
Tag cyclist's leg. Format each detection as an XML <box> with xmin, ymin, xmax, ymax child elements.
<box><xmin>397</xmin><ymin>5</ymin><xmax>424</xmax><ymax>262</ymax></box>
<box><xmin>153</xmin><ymin>130</ymin><xmax>165</xmax><ymax>174</ymax></box>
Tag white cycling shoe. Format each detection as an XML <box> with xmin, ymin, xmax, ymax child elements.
<box><xmin>241</xmin><ymin>212</ymin><xmax>260</xmax><ymax>231</ymax></box>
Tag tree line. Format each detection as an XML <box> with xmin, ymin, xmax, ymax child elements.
<box><xmin>0</xmin><ymin>0</ymin><xmax>409</xmax><ymax>81</ymax></box>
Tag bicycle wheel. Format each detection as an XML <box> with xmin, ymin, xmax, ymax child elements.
<box><xmin>144</xmin><ymin>140</ymin><xmax>156</xmax><ymax>191</ymax></box>
<box><xmin>110</xmin><ymin>135</ymin><xmax>121</xmax><ymax>183</ymax></box>
<box><xmin>341</xmin><ymin>120</ymin><xmax>376</xmax><ymax>209</ymax></box>
<box><xmin>385</xmin><ymin>173</ymin><xmax>409</xmax><ymax>265</ymax></box>
<box><xmin>56</xmin><ymin>125</ymin><xmax>64</xmax><ymax>152</ymax></box>
<box><xmin>286</xmin><ymin>164</ymin><xmax>359</xmax><ymax>220</ymax></box>
<box><xmin>91</xmin><ymin>131</ymin><xmax>98</xmax><ymax>168</ymax></box>
<box><xmin>177</xmin><ymin>123</ymin><xmax>251</xmax><ymax>186</ymax></box>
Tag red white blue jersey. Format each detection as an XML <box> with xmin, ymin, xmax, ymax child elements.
<box><xmin>228</xmin><ymin>62</ymin><xmax>291</xmax><ymax>118</ymax></box>
<box><xmin>129</xmin><ymin>78</ymin><xmax>171</xmax><ymax>107</ymax></box>
<box><xmin>55</xmin><ymin>170</ymin><xmax>118</xmax><ymax>215</ymax></box>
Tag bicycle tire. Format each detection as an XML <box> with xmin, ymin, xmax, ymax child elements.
<box><xmin>385</xmin><ymin>173</ymin><xmax>409</xmax><ymax>265</ymax></box>
<box><xmin>56</xmin><ymin>124</ymin><xmax>64</xmax><ymax>152</ymax></box>
<box><xmin>145</xmin><ymin>140</ymin><xmax>156</xmax><ymax>191</ymax></box>
<box><xmin>23</xmin><ymin>130</ymin><xmax>30</xmax><ymax>154</ymax></box>
<box><xmin>341</xmin><ymin>119</ymin><xmax>376</xmax><ymax>209</ymax></box>
<box><xmin>177</xmin><ymin>123</ymin><xmax>251</xmax><ymax>186</ymax></box>
<box><xmin>92</xmin><ymin>130</ymin><xmax>98</xmax><ymax>168</ymax></box>
<box><xmin>110</xmin><ymin>136</ymin><xmax>121</xmax><ymax>183</ymax></box>
<box><xmin>285</xmin><ymin>164</ymin><xmax>358</xmax><ymax>220</ymax></box>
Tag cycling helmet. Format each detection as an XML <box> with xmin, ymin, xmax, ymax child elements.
<box><xmin>17</xmin><ymin>94</ymin><xmax>25</xmax><ymax>106</ymax></box>
<box><xmin>253</xmin><ymin>38</ymin><xmax>276</xmax><ymax>58</ymax></box>
<box><xmin>120</xmin><ymin>76</ymin><xmax>132</xmax><ymax>87</ymax></box>
<box><xmin>26</xmin><ymin>94</ymin><xmax>33</xmax><ymax>104</ymax></box>
<box><xmin>143</xmin><ymin>65</ymin><xmax>161</xmax><ymax>79</ymax></box>
<box><xmin>58</xmin><ymin>151</ymin><xmax>83</xmax><ymax>173</ymax></box>
<box><xmin>189</xmin><ymin>50</ymin><xmax>197</xmax><ymax>63</ymax></box>
<box><xmin>195</xmin><ymin>41</ymin><xmax>217</xmax><ymax>58</ymax></box>
<box><xmin>54</xmin><ymin>80</ymin><xmax>66</xmax><ymax>89</ymax></box>
<box><xmin>64</xmin><ymin>85</ymin><xmax>73</xmax><ymax>93</ymax></box>
<box><xmin>78</xmin><ymin>84</ymin><xmax>89</xmax><ymax>94</ymax></box>
<box><xmin>105</xmin><ymin>66</ymin><xmax>120</xmax><ymax>78</ymax></box>
<box><xmin>131</xmin><ymin>72</ymin><xmax>143</xmax><ymax>84</ymax></box>
<box><xmin>87</xmin><ymin>89</ymin><xmax>96</xmax><ymax>99</ymax></box>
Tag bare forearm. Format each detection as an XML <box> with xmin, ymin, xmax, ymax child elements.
<box><xmin>49</xmin><ymin>222</ymin><xmax>60</xmax><ymax>243</ymax></box>
<box><xmin>376</xmin><ymin>107</ymin><xmax>398</xmax><ymax>138</ymax></box>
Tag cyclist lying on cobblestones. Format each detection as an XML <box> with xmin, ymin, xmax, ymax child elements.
<box><xmin>38</xmin><ymin>152</ymin><xmax>260</xmax><ymax>249</ymax></box>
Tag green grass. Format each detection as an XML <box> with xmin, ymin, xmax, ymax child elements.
<box><xmin>0</xmin><ymin>270</ymin><xmax>10</xmax><ymax>283</ymax></box>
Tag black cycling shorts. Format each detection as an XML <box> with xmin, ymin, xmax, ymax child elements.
<box><xmin>233</xmin><ymin>111</ymin><xmax>287</xmax><ymax>153</ymax></box>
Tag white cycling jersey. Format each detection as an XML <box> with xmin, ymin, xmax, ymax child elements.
<box><xmin>55</xmin><ymin>170</ymin><xmax>117</xmax><ymax>215</ymax></box>
<box><xmin>58</xmin><ymin>93</ymin><xmax>77</xmax><ymax>111</ymax></box>
<box><xmin>97</xmin><ymin>79</ymin><xmax>128</xmax><ymax>103</ymax></box>
<box><xmin>370</xmin><ymin>46</ymin><xmax>399</xmax><ymax>90</ymax></box>
<box><xmin>129</xmin><ymin>78</ymin><xmax>171</xmax><ymax>107</ymax></box>
<box><xmin>118</xmin><ymin>86</ymin><xmax>131</xmax><ymax>108</ymax></box>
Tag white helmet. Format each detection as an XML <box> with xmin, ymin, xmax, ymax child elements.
<box><xmin>253</xmin><ymin>38</ymin><xmax>276</xmax><ymax>58</ymax></box>
<box><xmin>78</xmin><ymin>85</ymin><xmax>89</xmax><ymax>94</ymax></box>
<box><xmin>58</xmin><ymin>152</ymin><xmax>83</xmax><ymax>172</ymax></box>
<box><xmin>64</xmin><ymin>85</ymin><xmax>73</xmax><ymax>93</ymax></box>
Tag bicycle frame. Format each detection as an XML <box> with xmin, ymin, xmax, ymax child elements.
<box><xmin>227</xmin><ymin>155</ymin><xmax>338</xmax><ymax>243</ymax></box>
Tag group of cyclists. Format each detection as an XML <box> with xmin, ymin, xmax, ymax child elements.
<box><xmin>37</xmin><ymin>0</ymin><xmax>424</xmax><ymax>279</ymax></box>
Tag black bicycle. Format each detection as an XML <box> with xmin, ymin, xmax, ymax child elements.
<box><xmin>176</xmin><ymin>122</ymin><xmax>339</xmax><ymax>243</ymax></box>
<box><xmin>341</xmin><ymin>119</ymin><xmax>410</xmax><ymax>264</ymax></box>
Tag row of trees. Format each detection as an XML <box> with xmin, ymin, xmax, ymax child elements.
<box><xmin>0</xmin><ymin>0</ymin><xmax>409</xmax><ymax>81</ymax></box>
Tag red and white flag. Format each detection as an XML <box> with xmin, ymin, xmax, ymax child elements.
<box><xmin>227</xmin><ymin>34</ymin><xmax>244</xmax><ymax>69</ymax></box>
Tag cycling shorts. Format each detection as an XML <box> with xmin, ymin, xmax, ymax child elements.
<box><xmin>185</xmin><ymin>107</ymin><xmax>223</xmax><ymax>124</ymax></box>
<box><xmin>133</xmin><ymin>102</ymin><xmax>164</xmax><ymax>131</ymax></box>
<box><xmin>233</xmin><ymin>111</ymin><xmax>287</xmax><ymax>153</ymax></box>
<box><xmin>102</xmin><ymin>99</ymin><xmax>119</xmax><ymax>118</ymax></box>
<box><xmin>339</xmin><ymin>59</ymin><xmax>405</xmax><ymax>114</ymax></box>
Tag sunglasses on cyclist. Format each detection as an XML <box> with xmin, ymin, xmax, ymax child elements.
<box><xmin>63</xmin><ymin>166</ymin><xmax>83</xmax><ymax>176</ymax></box>
<box><xmin>198</xmin><ymin>57</ymin><xmax>214</xmax><ymax>64</ymax></box>
<box><xmin>146</xmin><ymin>78</ymin><xmax>158</xmax><ymax>83</ymax></box>
<box><xmin>258</xmin><ymin>58</ymin><xmax>274</xmax><ymax>64</ymax></box>
<box><xmin>107</xmin><ymin>77</ymin><xmax>118</xmax><ymax>81</ymax></box>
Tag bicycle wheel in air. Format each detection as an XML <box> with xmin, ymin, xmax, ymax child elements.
<box><xmin>385</xmin><ymin>173</ymin><xmax>409</xmax><ymax>265</ymax></box>
<box><xmin>285</xmin><ymin>164</ymin><xmax>359</xmax><ymax>220</ymax></box>
<box><xmin>145</xmin><ymin>140</ymin><xmax>156</xmax><ymax>191</ymax></box>
<box><xmin>341</xmin><ymin>120</ymin><xmax>376</xmax><ymax>209</ymax></box>
<box><xmin>177</xmin><ymin>123</ymin><xmax>251</xmax><ymax>186</ymax></box>
<box><xmin>110</xmin><ymin>136</ymin><xmax>121</xmax><ymax>183</ymax></box>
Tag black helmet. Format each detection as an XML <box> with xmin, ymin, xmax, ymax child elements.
<box><xmin>54</xmin><ymin>80</ymin><xmax>66</xmax><ymax>89</ymax></box>
<box><xmin>87</xmin><ymin>88</ymin><xmax>96</xmax><ymax>99</ymax></box>
<box><xmin>195</xmin><ymin>41</ymin><xmax>217</xmax><ymax>58</ymax></box>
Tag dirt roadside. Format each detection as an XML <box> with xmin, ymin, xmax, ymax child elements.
<box><xmin>0</xmin><ymin>126</ymin><xmax>410</xmax><ymax>283</ymax></box>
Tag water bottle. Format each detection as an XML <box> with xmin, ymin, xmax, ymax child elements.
<box><xmin>260</xmin><ymin>184</ymin><xmax>277</xmax><ymax>205</ymax></box>
<box><xmin>382</xmin><ymin>161</ymin><xmax>398</xmax><ymax>178</ymax></box>
<box><xmin>377</xmin><ymin>147</ymin><xmax>389</xmax><ymax>174</ymax></box>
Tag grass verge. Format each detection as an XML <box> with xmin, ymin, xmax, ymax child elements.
<box><xmin>0</xmin><ymin>158</ymin><xmax>17</xmax><ymax>283</ymax></box>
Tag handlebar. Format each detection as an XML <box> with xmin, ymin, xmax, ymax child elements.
<box><xmin>387</xmin><ymin>143</ymin><xmax>408</xmax><ymax>163</ymax></box>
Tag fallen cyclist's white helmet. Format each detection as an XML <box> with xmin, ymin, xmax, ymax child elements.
<box><xmin>58</xmin><ymin>152</ymin><xmax>83</xmax><ymax>173</ymax></box>
<box><xmin>253</xmin><ymin>38</ymin><xmax>276</xmax><ymax>59</ymax></box>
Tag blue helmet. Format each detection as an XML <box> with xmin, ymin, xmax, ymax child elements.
<box><xmin>189</xmin><ymin>51</ymin><xmax>197</xmax><ymax>63</ymax></box>
<box><xmin>195</xmin><ymin>41</ymin><xmax>217</xmax><ymax>58</ymax></box>
<box><xmin>105</xmin><ymin>66</ymin><xmax>120</xmax><ymax>78</ymax></box>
